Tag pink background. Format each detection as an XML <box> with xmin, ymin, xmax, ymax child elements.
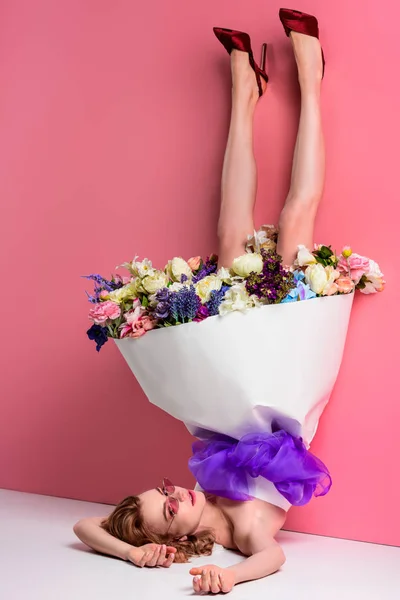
<box><xmin>1</xmin><ymin>0</ymin><xmax>399</xmax><ymax>546</ymax></box>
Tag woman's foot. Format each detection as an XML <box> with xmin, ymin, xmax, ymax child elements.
<box><xmin>289</xmin><ymin>31</ymin><xmax>323</xmax><ymax>85</ymax></box>
<box><xmin>230</xmin><ymin>50</ymin><xmax>267</xmax><ymax>102</ymax></box>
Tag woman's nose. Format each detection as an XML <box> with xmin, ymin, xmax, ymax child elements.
<box><xmin>176</xmin><ymin>489</ymin><xmax>187</xmax><ymax>502</ymax></box>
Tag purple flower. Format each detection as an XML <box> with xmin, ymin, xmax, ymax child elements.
<box><xmin>170</xmin><ymin>285</ymin><xmax>200</xmax><ymax>323</ymax></box>
<box><xmin>192</xmin><ymin>255</ymin><xmax>218</xmax><ymax>283</ymax></box>
<box><xmin>82</xmin><ymin>273</ymin><xmax>123</xmax><ymax>303</ymax></box>
<box><xmin>87</xmin><ymin>324</ymin><xmax>109</xmax><ymax>352</ymax></box>
<box><xmin>153</xmin><ymin>301</ymin><xmax>170</xmax><ymax>319</ymax></box>
<box><xmin>206</xmin><ymin>285</ymin><xmax>230</xmax><ymax>316</ymax></box>
<box><xmin>194</xmin><ymin>305</ymin><xmax>210</xmax><ymax>322</ymax></box>
<box><xmin>245</xmin><ymin>249</ymin><xmax>295</xmax><ymax>304</ymax></box>
<box><xmin>150</xmin><ymin>287</ymin><xmax>173</xmax><ymax>321</ymax></box>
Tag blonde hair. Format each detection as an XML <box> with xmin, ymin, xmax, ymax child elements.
<box><xmin>101</xmin><ymin>495</ymin><xmax>215</xmax><ymax>563</ymax></box>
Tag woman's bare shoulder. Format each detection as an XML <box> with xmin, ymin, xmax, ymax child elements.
<box><xmin>218</xmin><ymin>497</ymin><xmax>286</xmax><ymax>536</ymax></box>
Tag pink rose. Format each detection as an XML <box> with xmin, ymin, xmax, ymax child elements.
<box><xmin>89</xmin><ymin>301</ymin><xmax>121</xmax><ymax>325</ymax></box>
<box><xmin>188</xmin><ymin>256</ymin><xmax>202</xmax><ymax>271</ymax></box>
<box><xmin>336</xmin><ymin>276</ymin><xmax>355</xmax><ymax>294</ymax></box>
<box><xmin>337</xmin><ymin>253</ymin><xmax>370</xmax><ymax>283</ymax></box>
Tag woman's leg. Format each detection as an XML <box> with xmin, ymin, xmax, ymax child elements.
<box><xmin>217</xmin><ymin>51</ymin><xmax>266</xmax><ymax>268</ymax></box>
<box><xmin>277</xmin><ymin>32</ymin><xmax>325</xmax><ymax>266</ymax></box>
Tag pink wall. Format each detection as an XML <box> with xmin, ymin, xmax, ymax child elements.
<box><xmin>1</xmin><ymin>0</ymin><xmax>399</xmax><ymax>546</ymax></box>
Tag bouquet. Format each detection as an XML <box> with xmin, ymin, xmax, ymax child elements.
<box><xmin>83</xmin><ymin>226</ymin><xmax>385</xmax><ymax>352</ymax></box>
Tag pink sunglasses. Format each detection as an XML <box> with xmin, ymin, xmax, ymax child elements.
<box><xmin>160</xmin><ymin>478</ymin><xmax>179</xmax><ymax>531</ymax></box>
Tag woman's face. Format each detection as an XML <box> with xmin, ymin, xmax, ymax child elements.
<box><xmin>139</xmin><ymin>481</ymin><xmax>206</xmax><ymax>540</ymax></box>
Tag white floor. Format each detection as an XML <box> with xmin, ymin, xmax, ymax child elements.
<box><xmin>1</xmin><ymin>489</ymin><xmax>399</xmax><ymax>600</ymax></box>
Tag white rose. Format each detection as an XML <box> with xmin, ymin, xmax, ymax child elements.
<box><xmin>231</xmin><ymin>253</ymin><xmax>263</xmax><ymax>278</ymax></box>
<box><xmin>195</xmin><ymin>275</ymin><xmax>223</xmax><ymax>303</ymax></box>
<box><xmin>165</xmin><ymin>257</ymin><xmax>193</xmax><ymax>282</ymax></box>
<box><xmin>141</xmin><ymin>271</ymin><xmax>169</xmax><ymax>294</ymax></box>
<box><xmin>219</xmin><ymin>283</ymin><xmax>254</xmax><ymax>315</ymax></box>
<box><xmin>296</xmin><ymin>245</ymin><xmax>317</xmax><ymax>267</ymax></box>
<box><xmin>360</xmin><ymin>259</ymin><xmax>385</xmax><ymax>294</ymax></box>
<box><xmin>108</xmin><ymin>283</ymin><xmax>137</xmax><ymax>303</ymax></box>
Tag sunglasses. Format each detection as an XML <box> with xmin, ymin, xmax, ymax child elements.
<box><xmin>160</xmin><ymin>478</ymin><xmax>179</xmax><ymax>532</ymax></box>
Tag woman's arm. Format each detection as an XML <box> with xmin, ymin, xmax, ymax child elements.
<box><xmin>189</xmin><ymin>529</ymin><xmax>285</xmax><ymax>593</ymax></box>
<box><xmin>73</xmin><ymin>517</ymin><xmax>176</xmax><ymax>567</ymax></box>
<box><xmin>73</xmin><ymin>516</ymin><xmax>134</xmax><ymax>560</ymax></box>
<box><xmin>227</xmin><ymin>538</ymin><xmax>285</xmax><ymax>584</ymax></box>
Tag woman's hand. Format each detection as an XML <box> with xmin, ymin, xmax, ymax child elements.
<box><xmin>189</xmin><ymin>565</ymin><xmax>235</xmax><ymax>594</ymax></box>
<box><xmin>128</xmin><ymin>543</ymin><xmax>176</xmax><ymax>568</ymax></box>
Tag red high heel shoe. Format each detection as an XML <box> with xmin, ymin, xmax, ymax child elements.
<box><xmin>278</xmin><ymin>8</ymin><xmax>325</xmax><ymax>78</ymax></box>
<box><xmin>213</xmin><ymin>27</ymin><xmax>268</xmax><ymax>97</ymax></box>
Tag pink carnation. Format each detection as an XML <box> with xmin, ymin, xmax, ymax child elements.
<box><xmin>89</xmin><ymin>301</ymin><xmax>121</xmax><ymax>325</ymax></box>
<box><xmin>130</xmin><ymin>315</ymin><xmax>156</xmax><ymax>338</ymax></box>
<box><xmin>337</xmin><ymin>253</ymin><xmax>370</xmax><ymax>283</ymax></box>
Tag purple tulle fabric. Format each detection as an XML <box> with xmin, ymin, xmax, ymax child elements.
<box><xmin>188</xmin><ymin>430</ymin><xmax>332</xmax><ymax>506</ymax></box>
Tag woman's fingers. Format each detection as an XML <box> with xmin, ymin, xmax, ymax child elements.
<box><xmin>157</xmin><ymin>545</ymin><xmax>167</xmax><ymax>565</ymax></box>
<box><xmin>147</xmin><ymin>545</ymin><xmax>161</xmax><ymax>567</ymax></box>
<box><xmin>193</xmin><ymin>576</ymin><xmax>202</xmax><ymax>593</ymax></box>
<box><xmin>162</xmin><ymin>552</ymin><xmax>175</xmax><ymax>568</ymax></box>
<box><xmin>138</xmin><ymin>552</ymin><xmax>150</xmax><ymax>568</ymax></box>
<box><xmin>201</xmin><ymin>570</ymin><xmax>210</xmax><ymax>593</ymax></box>
<box><xmin>210</xmin><ymin>570</ymin><xmax>220</xmax><ymax>594</ymax></box>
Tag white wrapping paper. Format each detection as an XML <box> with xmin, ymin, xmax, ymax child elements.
<box><xmin>115</xmin><ymin>294</ymin><xmax>353</xmax><ymax>509</ymax></box>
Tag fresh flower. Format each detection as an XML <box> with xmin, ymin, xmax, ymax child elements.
<box><xmin>120</xmin><ymin>311</ymin><xmax>156</xmax><ymax>339</ymax></box>
<box><xmin>231</xmin><ymin>253</ymin><xmax>263</xmax><ymax>278</ymax></box>
<box><xmin>282</xmin><ymin>271</ymin><xmax>317</xmax><ymax>303</ymax></box>
<box><xmin>89</xmin><ymin>300</ymin><xmax>121</xmax><ymax>325</ymax></box>
<box><xmin>141</xmin><ymin>271</ymin><xmax>169</xmax><ymax>294</ymax></box>
<box><xmin>246</xmin><ymin>225</ymin><xmax>278</xmax><ymax>253</ymax></box>
<box><xmin>118</xmin><ymin>256</ymin><xmax>155</xmax><ymax>278</ymax></box>
<box><xmin>337</xmin><ymin>253</ymin><xmax>370</xmax><ymax>284</ymax></box>
<box><xmin>86</xmin><ymin>324</ymin><xmax>108</xmax><ymax>352</ymax></box>
<box><xmin>165</xmin><ymin>257</ymin><xmax>193</xmax><ymax>282</ymax></box>
<box><xmin>305</xmin><ymin>264</ymin><xmax>340</xmax><ymax>296</ymax></box>
<box><xmin>217</xmin><ymin>267</ymin><xmax>242</xmax><ymax>286</ymax></box>
<box><xmin>192</xmin><ymin>255</ymin><xmax>218</xmax><ymax>283</ymax></box>
<box><xmin>336</xmin><ymin>276</ymin><xmax>355</xmax><ymax>294</ymax></box>
<box><xmin>296</xmin><ymin>245</ymin><xmax>317</xmax><ymax>267</ymax></box>
<box><xmin>107</xmin><ymin>282</ymin><xmax>137</xmax><ymax>304</ymax></box>
<box><xmin>342</xmin><ymin>246</ymin><xmax>353</xmax><ymax>258</ymax></box>
<box><xmin>358</xmin><ymin>259</ymin><xmax>385</xmax><ymax>294</ymax></box>
<box><xmin>84</xmin><ymin>233</ymin><xmax>384</xmax><ymax>350</ymax></box>
<box><xmin>206</xmin><ymin>286</ymin><xmax>229</xmax><ymax>316</ymax></box>
<box><xmin>188</xmin><ymin>256</ymin><xmax>202</xmax><ymax>271</ymax></box>
<box><xmin>195</xmin><ymin>275</ymin><xmax>223</xmax><ymax>303</ymax></box>
<box><xmin>245</xmin><ymin>249</ymin><xmax>295</xmax><ymax>304</ymax></box>
<box><xmin>219</xmin><ymin>283</ymin><xmax>254</xmax><ymax>315</ymax></box>
<box><xmin>119</xmin><ymin>301</ymin><xmax>145</xmax><ymax>338</ymax></box>
<box><xmin>170</xmin><ymin>285</ymin><xmax>200</xmax><ymax>323</ymax></box>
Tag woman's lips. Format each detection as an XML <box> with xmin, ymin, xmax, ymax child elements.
<box><xmin>189</xmin><ymin>490</ymin><xmax>196</xmax><ymax>506</ymax></box>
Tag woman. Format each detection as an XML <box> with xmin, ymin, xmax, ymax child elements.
<box><xmin>74</xmin><ymin>8</ymin><xmax>326</xmax><ymax>594</ymax></box>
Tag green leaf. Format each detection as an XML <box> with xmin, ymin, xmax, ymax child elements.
<box><xmin>141</xmin><ymin>295</ymin><xmax>149</xmax><ymax>307</ymax></box>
